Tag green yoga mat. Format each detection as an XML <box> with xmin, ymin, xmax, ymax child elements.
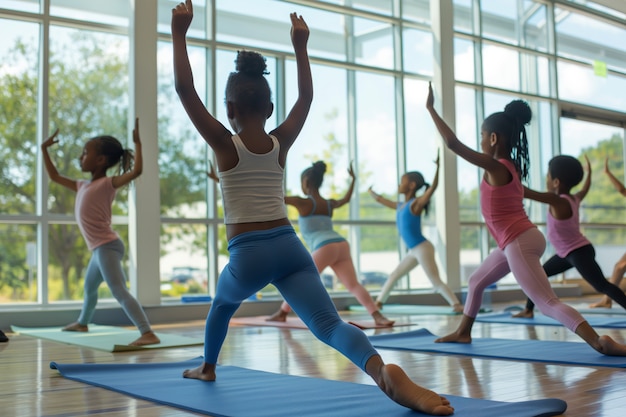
<box><xmin>348</xmin><ymin>304</ymin><xmax>488</xmax><ymax>315</ymax></box>
<box><xmin>11</xmin><ymin>324</ymin><xmax>203</xmax><ymax>352</ymax></box>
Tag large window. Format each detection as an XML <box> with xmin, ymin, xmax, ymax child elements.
<box><xmin>1</xmin><ymin>0</ymin><xmax>624</xmax><ymax>310</ymax></box>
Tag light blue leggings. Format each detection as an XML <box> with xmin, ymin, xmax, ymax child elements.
<box><xmin>77</xmin><ymin>239</ymin><xmax>152</xmax><ymax>334</ymax></box>
<box><xmin>204</xmin><ymin>226</ymin><xmax>378</xmax><ymax>370</ymax></box>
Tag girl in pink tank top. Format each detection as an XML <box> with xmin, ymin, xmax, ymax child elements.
<box><xmin>426</xmin><ymin>82</ymin><xmax>626</xmax><ymax>357</ymax></box>
<box><xmin>513</xmin><ymin>155</ymin><xmax>626</xmax><ymax>317</ymax></box>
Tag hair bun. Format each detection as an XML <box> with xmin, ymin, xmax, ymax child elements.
<box><xmin>235</xmin><ymin>50</ymin><xmax>269</xmax><ymax>77</ymax></box>
<box><xmin>312</xmin><ymin>161</ymin><xmax>327</xmax><ymax>174</ymax></box>
<box><xmin>504</xmin><ymin>100</ymin><xmax>532</xmax><ymax>126</ymax></box>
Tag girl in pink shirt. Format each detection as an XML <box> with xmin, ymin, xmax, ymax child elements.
<box><xmin>426</xmin><ymin>83</ymin><xmax>626</xmax><ymax>356</ymax></box>
<box><xmin>41</xmin><ymin>119</ymin><xmax>159</xmax><ymax>347</ymax></box>
<box><xmin>514</xmin><ymin>155</ymin><xmax>626</xmax><ymax>317</ymax></box>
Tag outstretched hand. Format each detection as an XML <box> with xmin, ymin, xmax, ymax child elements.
<box><xmin>434</xmin><ymin>149</ymin><xmax>440</xmax><ymax>166</ymax></box>
<box><xmin>172</xmin><ymin>0</ymin><xmax>193</xmax><ymax>35</ymax></box>
<box><xmin>583</xmin><ymin>154</ymin><xmax>590</xmax><ymax>172</ymax></box>
<box><xmin>426</xmin><ymin>82</ymin><xmax>435</xmax><ymax>110</ymax></box>
<box><xmin>604</xmin><ymin>157</ymin><xmax>612</xmax><ymax>174</ymax></box>
<box><xmin>347</xmin><ymin>161</ymin><xmax>355</xmax><ymax>179</ymax></box>
<box><xmin>132</xmin><ymin>118</ymin><xmax>141</xmax><ymax>145</ymax></box>
<box><xmin>290</xmin><ymin>13</ymin><xmax>309</xmax><ymax>50</ymax></box>
<box><xmin>41</xmin><ymin>128</ymin><xmax>60</xmax><ymax>149</ymax></box>
<box><xmin>207</xmin><ymin>161</ymin><xmax>219</xmax><ymax>183</ymax></box>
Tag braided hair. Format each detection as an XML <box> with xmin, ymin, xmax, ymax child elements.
<box><xmin>483</xmin><ymin>100</ymin><xmax>532</xmax><ymax>181</ymax></box>
<box><xmin>404</xmin><ymin>171</ymin><xmax>431</xmax><ymax>215</ymax></box>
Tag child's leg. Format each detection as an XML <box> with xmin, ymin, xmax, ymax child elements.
<box><xmin>567</xmin><ymin>245</ymin><xmax>626</xmax><ymax>310</ymax></box>
<box><xmin>326</xmin><ymin>242</ymin><xmax>376</xmax><ymax>314</ymax></box>
<box><xmin>97</xmin><ymin>241</ymin><xmax>152</xmax><ymax>334</ymax></box>
<box><xmin>376</xmin><ymin>254</ymin><xmax>418</xmax><ymax>305</ymax></box>
<box><xmin>413</xmin><ymin>241</ymin><xmax>462</xmax><ymax>309</ymax></box>
<box><xmin>590</xmin><ymin>251</ymin><xmax>626</xmax><ymax>308</ymax></box>
<box><xmin>505</xmin><ymin>228</ymin><xmax>585</xmax><ymax>332</ymax></box>
<box><xmin>515</xmin><ymin>254</ymin><xmax>571</xmax><ymax>317</ymax></box>
<box><xmin>73</xmin><ymin>254</ymin><xmax>104</xmax><ymax>328</ymax></box>
<box><xmin>435</xmin><ymin>248</ymin><xmax>509</xmax><ymax>343</ymax></box>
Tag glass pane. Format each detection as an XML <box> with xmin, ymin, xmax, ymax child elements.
<box><xmin>454</xmin><ymin>0</ymin><xmax>473</xmax><ymax>34</ymax></box>
<box><xmin>353</xmin><ymin>17</ymin><xmax>394</xmax><ymax>69</ymax></box>
<box><xmin>48</xmin><ymin>26</ymin><xmax>129</xmax><ymax>215</ymax></box>
<box><xmin>159</xmin><ymin>0</ymin><xmax>208</xmax><ymax>37</ymax></box>
<box><xmin>0</xmin><ymin>19</ymin><xmax>39</xmax><ymax>215</ymax></box>
<box><xmin>160</xmin><ymin>223</ymin><xmax>209</xmax><ymax>297</ymax></box>
<box><xmin>357</xmin><ymin>224</ymin><xmax>399</xmax><ymax>290</ymax></box>
<box><xmin>404</xmin><ymin>78</ymin><xmax>439</xmax><ymax>185</ymax></box>
<box><xmin>356</xmin><ymin>72</ymin><xmax>396</xmax><ymax>219</ymax></box>
<box><xmin>557</xmin><ymin>60</ymin><xmax>626</xmax><ymax>112</ymax></box>
<box><xmin>350</xmin><ymin>0</ymin><xmax>393</xmax><ymax>15</ymax></box>
<box><xmin>522</xmin><ymin>2</ymin><xmax>549</xmax><ymax>52</ymax></box>
<box><xmin>1</xmin><ymin>0</ymin><xmax>40</xmax><ymax>13</ymax></box>
<box><xmin>402</xmin><ymin>28</ymin><xmax>433</xmax><ymax>75</ymax></box>
<box><xmin>50</xmin><ymin>0</ymin><xmax>130</xmax><ymax>26</ymax></box>
<box><xmin>482</xmin><ymin>43</ymin><xmax>520</xmax><ymax>91</ymax></box>
<box><xmin>0</xmin><ymin>224</ymin><xmax>38</xmax><ymax>303</ymax></box>
<box><xmin>402</xmin><ymin>0</ymin><xmax>430</xmax><ymax>25</ymax></box>
<box><xmin>481</xmin><ymin>0</ymin><xmax>518</xmax><ymax>45</ymax></box>
<box><xmin>216</xmin><ymin>0</ymin><xmax>346</xmax><ymax>61</ymax></box>
<box><xmin>455</xmin><ymin>86</ymin><xmax>480</xmax><ymax>222</ymax></box>
<box><xmin>454</xmin><ymin>37</ymin><xmax>474</xmax><ymax>82</ymax></box>
<box><xmin>560</xmin><ymin>118</ymin><xmax>625</xmax><ymax>224</ymax></box>
<box><xmin>286</xmin><ymin>63</ymin><xmax>348</xmax><ymax>201</ymax></box>
<box><xmin>158</xmin><ymin>41</ymin><xmax>208</xmax><ymax>217</ymax></box>
<box><xmin>521</xmin><ymin>53</ymin><xmax>550</xmax><ymax>96</ymax></box>
<box><xmin>581</xmin><ymin>227</ymin><xmax>626</xmax><ymax>279</ymax></box>
<box><xmin>556</xmin><ymin>7</ymin><xmax>626</xmax><ymax>72</ymax></box>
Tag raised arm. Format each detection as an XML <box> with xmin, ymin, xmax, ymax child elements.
<box><xmin>112</xmin><ymin>118</ymin><xmax>142</xmax><ymax>189</ymax></box>
<box><xmin>410</xmin><ymin>151</ymin><xmax>439</xmax><ymax>215</ymax></box>
<box><xmin>575</xmin><ymin>154</ymin><xmax>591</xmax><ymax>201</ymax></box>
<box><xmin>425</xmin><ymin>82</ymin><xmax>506</xmax><ymax>181</ymax></box>
<box><xmin>41</xmin><ymin>129</ymin><xmax>77</xmax><ymax>192</ymax></box>
<box><xmin>524</xmin><ymin>186</ymin><xmax>572</xmax><ymax>219</ymax></box>
<box><xmin>271</xmin><ymin>13</ymin><xmax>312</xmax><ymax>153</ymax></box>
<box><xmin>368</xmin><ymin>186</ymin><xmax>396</xmax><ymax>209</ymax></box>
<box><xmin>331</xmin><ymin>162</ymin><xmax>355</xmax><ymax>209</ymax></box>
<box><xmin>172</xmin><ymin>0</ymin><xmax>230</xmax><ymax>152</ymax></box>
<box><xmin>604</xmin><ymin>158</ymin><xmax>626</xmax><ymax>196</ymax></box>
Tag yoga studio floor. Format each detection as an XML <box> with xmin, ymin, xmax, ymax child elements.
<box><xmin>2</xmin><ymin>295</ymin><xmax>625</xmax><ymax>417</ymax></box>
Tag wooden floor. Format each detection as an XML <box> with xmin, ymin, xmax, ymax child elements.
<box><xmin>1</xmin><ymin>296</ymin><xmax>626</xmax><ymax>417</ymax></box>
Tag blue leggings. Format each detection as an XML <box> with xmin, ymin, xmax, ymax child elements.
<box><xmin>77</xmin><ymin>239</ymin><xmax>151</xmax><ymax>334</ymax></box>
<box><xmin>204</xmin><ymin>226</ymin><xmax>378</xmax><ymax>370</ymax></box>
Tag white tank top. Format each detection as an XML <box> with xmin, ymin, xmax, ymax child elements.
<box><xmin>218</xmin><ymin>134</ymin><xmax>287</xmax><ymax>224</ymax></box>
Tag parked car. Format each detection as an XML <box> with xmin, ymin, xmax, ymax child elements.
<box><xmin>359</xmin><ymin>271</ymin><xmax>388</xmax><ymax>286</ymax></box>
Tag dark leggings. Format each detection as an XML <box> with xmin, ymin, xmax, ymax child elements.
<box><xmin>525</xmin><ymin>244</ymin><xmax>626</xmax><ymax>311</ymax></box>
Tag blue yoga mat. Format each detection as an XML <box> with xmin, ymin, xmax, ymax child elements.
<box><xmin>50</xmin><ymin>357</ymin><xmax>567</xmax><ymax>417</ymax></box>
<box><xmin>476</xmin><ymin>312</ymin><xmax>626</xmax><ymax>328</ymax></box>
<box><xmin>369</xmin><ymin>328</ymin><xmax>626</xmax><ymax>368</ymax></box>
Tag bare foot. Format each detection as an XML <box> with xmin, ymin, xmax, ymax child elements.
<box><xmin>183</xmin><ymin>362</ymin><xmax>216</xmax><ymax>381</ymax></box>
<box><xmin>452</xmin><ymin>303</ymin><xmax>464</xmax><ymax>314</ymax></box>
<box><xmin>129</xmin><ymin>331</ymin><xmax>161</xmax><ymax>346</ymax></box>
<box><xmin>589</xmin><ymin>298</ymin><xmax>612</xmax><ymax>309</ymax></box>
<box><xmin>512</xmin><ymin>309</ymin><xmax>534</xmax><ymax>318</ymax></box>
<box><xmin>378</xmin><ymin>364</ymin><xmax>454</xmax><ymax>415</ymax></box>
<box><xmin>435</xmin><ymin>330</ymin><xmax>471</xmax><ymax>344</ymax></box>
<box><xmin>266</xmin><ymin>309</ymin><xmax>288</xmax><ymax>322</ymax></box>
<box><xmin>62</xmin><ymin>322</ymin><xmax>88</xmax><ymax>332</ymax></box>
<box><xmin>597</xmin><ymin>335</ymin><xmax>626</xmax><ymax>356</ymax></box>
<box><xmin>372</xmin><ymin>311</ymin><xmax>395</xmax><ymax>327</ymax></box>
